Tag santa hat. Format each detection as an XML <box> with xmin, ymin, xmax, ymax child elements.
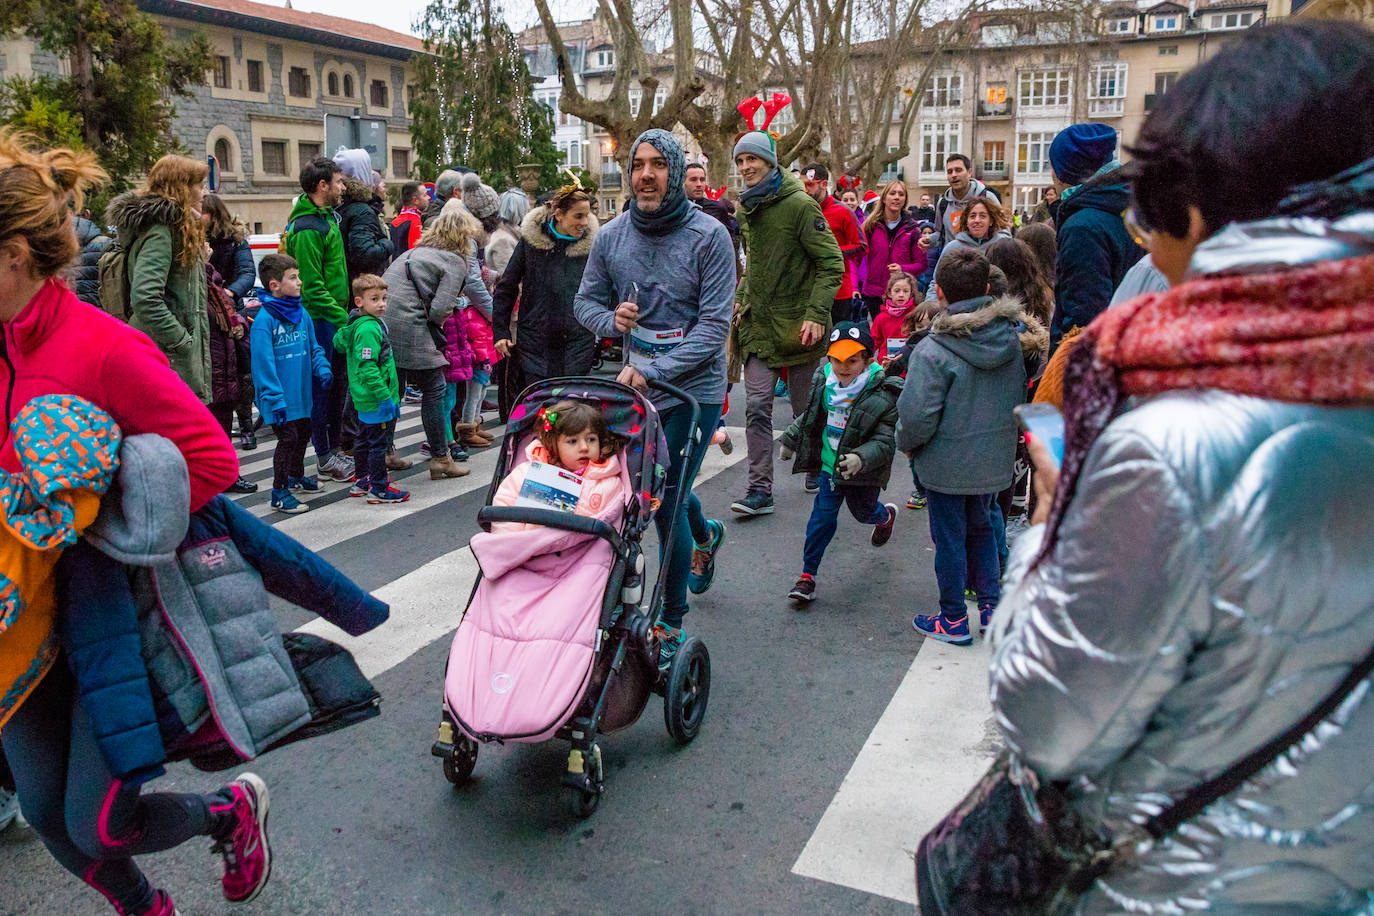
<box><xmin>863</xmin><ymin>190</ymin><xmax>879</xmax><ymax>204</ymax></box>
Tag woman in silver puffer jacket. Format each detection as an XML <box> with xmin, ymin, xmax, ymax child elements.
<box><xmin>988</xmin><ymin>22</ymin><xmax>1374</xmax><ymax>914</ymax></box>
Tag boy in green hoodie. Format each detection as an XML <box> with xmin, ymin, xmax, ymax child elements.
<box><xmin>337</xmin><ymin>274</ymin><xmax>407</xmax><ymax>504</ymax></box>
<box><xmin>779</xmin><ymin>322</ymin><xmax>903</xmax><ymax>603</ymax></box>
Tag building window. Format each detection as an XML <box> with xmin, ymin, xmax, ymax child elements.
<box><xmin>1209</xmin><ymin>10</ymin><xmax>1256</xmax><ymax>27</ymax></box>
<box><xmin>298</xmin><ymin>141</ymin><xmax>320</xmax><ymax>165</ymax></box>
<box><xmin>652</xmin><ymin>88</ymin><xmax>667</xmax><ymax>115</ymax></box>
<box><xmin>986</xmin><ymin>85</ymin><xmax>1007</xmax><ymax>105</ymax></box>
<box><xmin>1154</xmin><ymin>71</ymin><xmax>1178</xmax><ymax>95</ymax></box>
<box><xmin>1016</xmin><ymin>132</ymin><xmax>1053</xmax><ymax>175</ymax></box>
<box><xmin>1105</xmin><ymin>17</ymin><xmax>1133</xmax><ymax>33</ymax></box>
<box><xmin>253</xmin><ymin>221</ymin><xmax>263</xmax><ymax>234</ymax></box>
<box><xmin>922</xmin><ymin>74</ymin><xmax>962</xmax><ymax>110</ymax></box>
<box><xmin>326</xmin><ymin>72</ymin><xmax>339</xmax><ymax>96</ymax></box>
<box><xmin>370</xmin><ymin>80</ymin><xmax>388</xmax><ymax>108</ymax></box>
<box><xmin>629</xmin><ymin>89</ymin><xmax>642</xmax><ymax>118</ymax></box>
<box><xmin>213</xmin><ymin>56</ymin><xmax>231</xmax><ymax>90</ymax></box>
<box><xmin>288</xmin><ymin>67</ymin><xmax>310</xmax><ymax>98</ymax></box>
<box><xmin>343</xmin><ymin>73</ymin><xmax>355</xmax><ymax>97</ymax></box>
<box><xmin>247</xmin><ymin>59</ymin><xmax>264</xmax><ymax>93</ymax></box>
<box><xmin>1153</xmin><ymin>15</ymin><xmax>1179</xmax><ymax>30</ymax></box>
<box><xmin>1017</xmin><ymin>69</ymin><xmax>1070</xmax><ymax>108</ymax></box>
<box><xmin>920</xmin><ymin>122</ymin><xmax>960</xmax><ymax>174</ymax></box>
<box><xmin>213</xmin><ymin>138</ymin><xmax>231</xmax><ymax>170</ymax></box>
<box><xmin>1089</xmin><ymin>62</ymin><xmax>1128</xmax><ymax>115</ymax></box>
<box><xmin>392</xmin><ymin>148</ymin><xmax>410</xmax><ymax>177</ymax></box>
<box><xmin>261</xmin><ymin>140</ymin><xmax>287</xmax><ymax>175</ymax></box>
<box><xmin>595</xmin><ymin>49</ymin><xmax>614</xmax><ymax>68</ymax></box>
<box><xmin>982</xmin><ymin>140</ymin><xmax>1005</xmax><ymax>173</ymax></box>
<box><xmin>881</xmin><ymin>146</ymin><xmax>900</xmax><ymax>181</ymax></box>
<box><xmin>1159</xmin><ymin>45</ymin><xmax>1179</xmax><ymax>55</ymax></box>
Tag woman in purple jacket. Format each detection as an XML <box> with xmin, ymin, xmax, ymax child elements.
<box><xmin>859</xmin><ymin>180</ymin><xmax>927</xmax><ymax>321</ymax></box>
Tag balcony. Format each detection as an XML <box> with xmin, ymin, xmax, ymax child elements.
<box><xmin>980</xmin><ymin>166</ymin><xmax>1009</xmax><ymax>182</ymax></box>
<box><xmin>1088</xmin><ymin>98</ymin><xmax>1125</xmax><ymax>117</ymax></box>
<box><xmin>977</xmin><ymin>100</ymin><xmax>1013</xmax><ymax>119</ymax></box>
<box><xmin>600</xmin><ymin>170</ymin><xmax>622</xmax><ymax>190</ymax></box>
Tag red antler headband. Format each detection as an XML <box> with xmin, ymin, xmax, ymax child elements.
<box><xmin>836</xmin><ymin>174</ymin><xmax>861</xmax><ymax>191</ymax></box>
<box><xmin>736</xmin><ymin>97</ymin><xmax>763</xmax><ymax>130</ymax></box>
<box><xmin>760</xmin><ymin>92</ymin><xmax>792</xmax><ymax>131</ymax></box>
<box><xmin>704</xmin><ymin>186</ymin><xmax>727</xmax><ymax>201</ymax></box>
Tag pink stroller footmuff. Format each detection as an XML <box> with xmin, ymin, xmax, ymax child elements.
<box><xmin>445</xmin><ymin>452</ymin><xmax>629</xmax><ymax>743</ymax></box>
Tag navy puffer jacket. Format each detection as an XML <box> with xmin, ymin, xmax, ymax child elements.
<box><xmin>1051</xmin><ymin>174</ymin><xmax>1145</xmax><ymax>347</ymax></box>
<box><xmin>71</xmin><ymin>216</ymin><xmax>111</xmax><ymax>309</ymax></box>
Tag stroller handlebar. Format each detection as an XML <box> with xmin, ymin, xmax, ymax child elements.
<box><xmin>477</xmin><ymin>506</ymin><xmax>624</xmax><ymax>553</ymax></box>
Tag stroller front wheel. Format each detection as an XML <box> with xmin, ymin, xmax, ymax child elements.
<box><xmin>664</xmin><ymin>637</ymin><xmax>711</xmax><ymax>745</ymax></box>
<box><xmin>443</xmin><ymin>737</ymin><xmax>479</xmax><ymax>786</ymax></box>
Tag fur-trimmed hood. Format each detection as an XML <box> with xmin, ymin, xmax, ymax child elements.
<box><xmin>342</xmin><ymin>176</ymin><xmax>379</xmax><ymax>205</ymax></box>
<box><xmin>929</xmin><ymin>294</ymin><xmax>1024</xmax><ymax>370</ymax></box>
<box><xmin>106</xmin><ymin>191</ymin><xmax>187</xmax><ymax>242</ymax></box>
<box><xmin>209</xmin><ymin>218</ymin><xmax>248</xmax><ymax>245</ymax></box>
<box><xmin>520</xmin><ymin>205</ymin><xmax>599</xmax><ymax>258</ymax></box>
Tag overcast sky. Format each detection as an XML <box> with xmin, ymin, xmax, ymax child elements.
<box><xmin>288</xmin><ymin>0</ymin><xmax>581</xmax><ymax>37</ymax></box>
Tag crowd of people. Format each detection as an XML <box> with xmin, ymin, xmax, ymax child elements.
<box><xmin>0</xmin><ymin>18</ymin><xmax>1371</xmax><ymax>915</ymax></box>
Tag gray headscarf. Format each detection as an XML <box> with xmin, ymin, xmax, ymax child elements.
<box><xmin>626</xmin><ymin>128</ymin><xmax>692</xmax><ymax>237</ymax></box>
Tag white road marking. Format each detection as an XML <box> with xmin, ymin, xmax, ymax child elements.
<box><xmin>791</xmin><ymin>635</ymin><xmax>997</xmax><ymax>907</ymax></box>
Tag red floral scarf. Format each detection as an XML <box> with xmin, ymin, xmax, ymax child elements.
<box><xmin>1040</xmin><ymin>253</ymin><xmax>1374</xmax><ymax>558</ymax></box>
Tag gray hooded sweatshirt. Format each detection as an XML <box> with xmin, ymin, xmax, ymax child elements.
<box><xmin>896</xmin><ymin>295</ymin><xmax>1027</xmax><ymax>494</ymax></box>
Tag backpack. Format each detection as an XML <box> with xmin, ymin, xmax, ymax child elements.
<box><xmin>280</xmin><ymin>212</ymin><xmax>330</xmax><ymax>255</ymax></box>
<box><xmin>96</xmin><ymin>240</ymin><xmax>132</xmax><ymax>321</ymax></box>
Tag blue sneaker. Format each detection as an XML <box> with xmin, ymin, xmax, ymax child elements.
<box><xmin>980</xmin><ymin>605</ymin><xmax>994</xmax><ymax>630</ymax></box>
<box><xmin>912</xmin><ymin>613</ymin><xmax>972</xmax><ymax>646</ymax></box>
<box><xmin>288</xmin><ymin>475</ymin><xmax>324</xmax><ymax>492</ymax></box>
<box><xmin>349</xmin><ymin>479</ymin><xmax>371</xmax><ymax>497</ymax></box>
<box><xmin>270</xmin><ymin>488</ymin><xmax>309</xmax><ymax>514</ymax></box>
<box><xmin>654</xmin><ymin>623</ymin><xmax>685</xmax><ymax>672</ymax></box>
<box><xmin>687</xmin><ymin>520</ymin><xmax>726</xmax><ymax>595</ymax></box>
<box><xmin>366</xmin><ymin>485</ymin><xmax>411</xmax><ymax>504</ymax></box>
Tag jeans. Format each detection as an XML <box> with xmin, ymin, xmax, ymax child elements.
<box><xmin>309</xmin><ymin>318</ymin><xmax>345</xmax><ymax>460</ymax></box>
<box><xmin>743</xmin><ymin>354</ymin><xmax>819</xmax><ymax>496</ymax></box>
<box><xmin>405</xmin><ymin>365</ymin><xmax>451</xmax><ymax>455</ymax></box>
<box><xmin>656</xmin><ymin>400</ymin><xmax>722</xmax><ymax>629</ymax></box>
<box><xmin>271</xmin><ymin>417</ymin><xmax>311</xmax><ymax>490</ymax></box>
<box><xmin>1</xmin><ymin>664</ymin><xmax>232</xmax><ymax>915</ymax></box>
<box><xmin>801</xmin><ymin>471</ymin><xmax>886</xmax><ymax>575</ymax></box>
<box><xmin>356</xmin><ymin>420</ymin><xmax>393</xmax><ymax>491</ymax></box>
<box><xmin>926</xmin><ymin>489</ymin><xmax>1000</xmax><ymax>618</ymax></box>
<box><xmin>909</xmin><ymin>455</ymin><xmax>925</xmax><ymax>496</ymax></box>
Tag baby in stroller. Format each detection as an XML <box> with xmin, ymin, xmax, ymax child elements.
<box><xmin>491</xmin><ymin>399</ymin><xmax>628</xmax><ymax>529</ymax></box>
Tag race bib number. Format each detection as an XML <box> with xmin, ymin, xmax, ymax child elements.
<box><xmin>949</xmin><ymin>209</ymin><xmax>963</xmax><ymax>235</ymax></box>
<box><xmin>626</xmin><ymin>325</ymin><xmax>684</xmax><ymax>371</ymax></box>
<box><xmin>886</xmin><ymin>338</ymin><xmax>906</xmax><ymax>360</ymax></box>
<box><xmin>514</xmin><ymin>460</ymin><xmax>582</xmax><ymax>513</ymax></box>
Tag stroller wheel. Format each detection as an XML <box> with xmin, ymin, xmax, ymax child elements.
<box><xmin>443</xmin><ymin>737</ymin><xmax>479</xmax><ymax>786</ymax></box>
<box><xmin>664</xmin><ymin>637</ymin><xmax>711</xmax><ymax>746</ymax></box>
<box><xmin>565</xmin><ymin>744</ymin><xmax>603</xmax><ymax>819</ymax></box>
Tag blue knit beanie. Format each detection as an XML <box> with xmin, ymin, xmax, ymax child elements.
<box><xmin>1048</xmin><ymin>123</ymin><xmax>1118</xmax><ymax>185</ymax></box>
<box><xmin>732</xmin><ymin>130</ymin><xmax>779</xmax><ymax>169</ymax></box>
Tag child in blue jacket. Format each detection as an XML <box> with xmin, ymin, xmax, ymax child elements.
<box><xmin>250</xmin><ymin>254</ymin><xmax>333</xmax><ymax>514</ymax></box>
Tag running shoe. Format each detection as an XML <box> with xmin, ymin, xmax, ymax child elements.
<box><xmin>316</xmin><ymin>453</ymin><xmax>351</xmax><ymax>482</ymax></box>
<box><xmin>367</xmin><ymin>485</ymin><xmax>411</xmax><ymax>504</ymax></box>
<box><xmin>0</xmin><ymin>785</ymin><xmax>18</xmax><ymax>833</ymax></box>
<box><xmin>787</xmin><ymin>574</ymin><xmax>817</xmax><ymax>603</ymax></box>
<box><xmin>227</xmin><ymin>476</ymin><xmax>258</xmax><ymax>494</ymax></box>
<box><xmin>210</xmin><ymin>773</ymin><xmax>272</xmax><ymax>903</ymax></box>
<box><xmin>287</xmin><ymin>475</ymin><xmax>323</xmax><ymax>492</ymax></box>
<box><xmin>980</xmin><ymin>605</ymin><xmax>994</xmax><ymax>630</ymax></box>
<box><xmin>269</xmin><ymin>489</ymin><xmax>308</xmax><ymax>514</ymax></box>
<box><xmin>871</xmin><ymin>503</ymin><xmax>897</xmax><ymax>547</ymax></box>
<box><xmin>142</xmin><ymin>890</ymin><xmax>180</xmax><ymax>916</ymax></box>
<box><xmin>403</xmin><ymin>385</ymin><xmax>423</xmax><ymax>404</ymax></box>
<box><xmin>349</xmin><ymin>479</ymin><xmax>371</xmax><ymax>498</ymax></box>
<box><xmin>912</xmin><ymin>613</ymin><xmax>973</xmax><ymax>646</ymax></box>
<box><xmin>653</xmin><ymin>623</ymin><xmax>685</xmax><ymax>673</ymax></box>
<box><xmin>906</xmin><ymin>490</ymin><xmax>927</xmax><ymax>510</ymax></box>
<box><xmin>687</xmin><ymin>520</ymin><xmax>726</xmax><ymax>594</ymax></box>
<box><xmin>730</xmin><ymin>490</ymin><xmax>774</xmax><ymax>516</ymax></box>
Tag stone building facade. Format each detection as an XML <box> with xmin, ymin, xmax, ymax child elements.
<box><xmin>1</xmin><ymin>0</ymin><xmax>425</xmax><ymax>232</ymax></box>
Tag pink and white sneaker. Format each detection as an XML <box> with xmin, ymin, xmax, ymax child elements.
<box><xmin>211</xmin><ymin>773</ymin><xmax>272</xmax><ymax>903</ymax></box>
<box><xmin>140</xmin><ymin>890</ymin><xmax>180</xmax><ymax>916</ymax></box>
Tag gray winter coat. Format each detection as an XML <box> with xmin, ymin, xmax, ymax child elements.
<box><xmin>988</xmin><ymin>217</ymin><xmax>1374</xmax><ymax>913</ymax></box>
<box><xmin>381</xmin><ymin>244</ymin><xmax>488</xmax><ymax>371</ymax></box>
<box><xmin>83</xmin><ymin>436</ymin><xmax>332</xmax><ymax>762</ymax></box>
<box><xmin>923</xmin><ymin>229</ymin><xmax>1013</xmax><ymax>302</ymax></box>
<box><xmin>895</xmin><ymin>295</ymin><xmax>1026</xmax><ymax>494</ymax></box>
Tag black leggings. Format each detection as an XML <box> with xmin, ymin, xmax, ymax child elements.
<box><xmin>1</xmin><ymin>662</ymin><xmax>232</xmax><ymax>914</ymax></box>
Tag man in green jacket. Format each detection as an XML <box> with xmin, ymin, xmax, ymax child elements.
<box><xmin>731</xmin><ymin>131</ymin><xmax>845</xmax><ymax>516</ymax></box>
<box><xmin>285</xmin><ymin>157</ymin><xmax>354</xmax><ymax>482</ymax></box>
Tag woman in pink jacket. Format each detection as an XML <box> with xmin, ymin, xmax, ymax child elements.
<box><xmin>859</xmin><ymin>180</ymin><xmax>927</xmax><ymax>321</ymax></box>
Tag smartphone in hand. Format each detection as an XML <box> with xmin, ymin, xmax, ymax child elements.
<box><xmin>1013</xmin><ymin>403</ymin><xmax>1065</xmax><ymax>470</ymax></box>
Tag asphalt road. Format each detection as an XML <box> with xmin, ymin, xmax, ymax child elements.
<box><xmin>1</xmin><ymin>393</ymin><xmax>967</xmax><ymax>916</ymax></box>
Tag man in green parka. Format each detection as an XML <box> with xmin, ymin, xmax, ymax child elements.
<box><xmin>730</xmin><ymin>129</ymin><xmax>845</xmax><ymax>516</ymax></box>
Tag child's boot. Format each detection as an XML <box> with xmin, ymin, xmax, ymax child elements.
<box><xmin>270</xmin><ymin>488</ymin><xmax>309</xmax><ymax>514</ymax></box>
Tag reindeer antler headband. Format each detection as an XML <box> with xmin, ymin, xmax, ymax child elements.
<box><xmin>735</xmin><ymin>92</ymin><xmax>793</xmax><ymax>144</ymax></box>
